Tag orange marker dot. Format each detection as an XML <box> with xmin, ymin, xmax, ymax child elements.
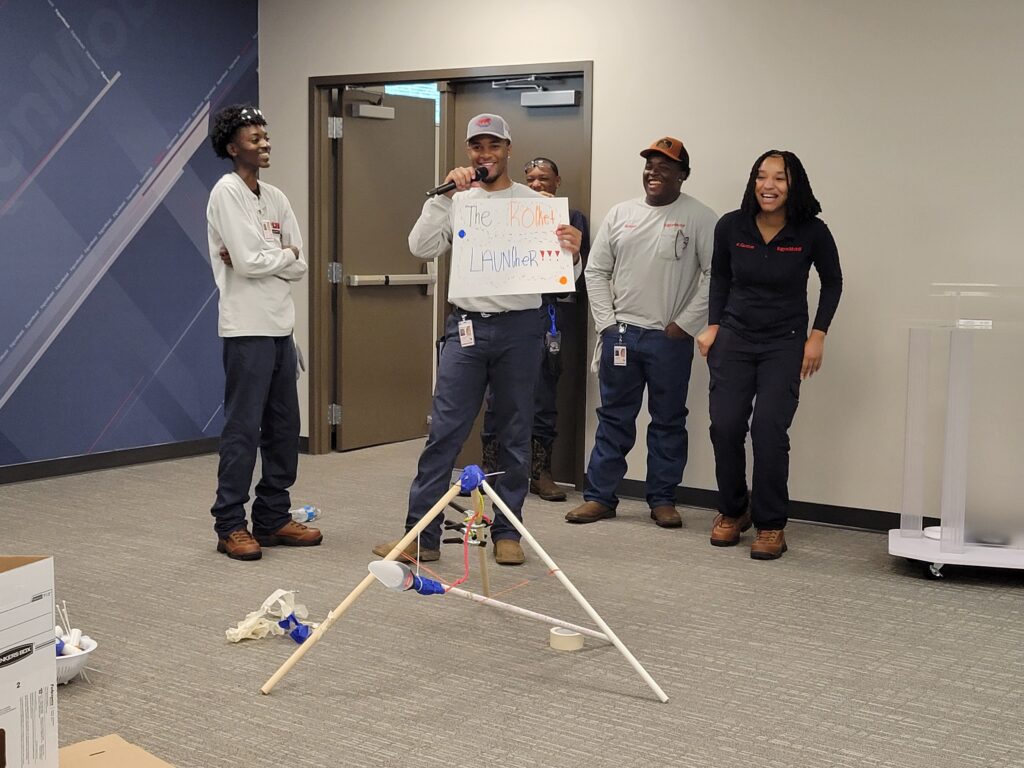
<box><xmin>559</xmin><ymin>276</ymin><xmax>568</xmax><ymax>285</ymax></box>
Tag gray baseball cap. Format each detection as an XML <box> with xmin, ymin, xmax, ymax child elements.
<box><xmin>466</xmin><ymin>113</ymin><xmax>511</xmax><ymax>141</ymax></box>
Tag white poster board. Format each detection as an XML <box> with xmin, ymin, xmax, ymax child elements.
<box><xmin>448</xmin><ymin>197</ymin><xmax>575</xmax><ymax>300</ymax></box>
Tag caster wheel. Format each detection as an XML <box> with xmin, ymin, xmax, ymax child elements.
<box><xmin>927</xmin><ymin>562</ymin><xmax>944</xmax><ymax>579</ymax></box>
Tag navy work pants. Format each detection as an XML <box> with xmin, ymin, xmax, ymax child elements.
<box><xmin>707</xmin><ymin>327</ymin><xmax>803</xmax><ymax>530</ymax></box>
<box><xmin>211</xmin><ymin>335</ymin><xmax>298</xmax><ymax>538</ymax></box>
<box><xmin>584</xmin><ymin>324</ymin><xmax>694</xmax><ymax>509</ymax></box>
<box><xmin>406</xmin><ymin>309</ymin><xmax>544</xmax><ymax>549</ymax></box>
<box><xmin>481</xmin><ymin>301</ymin><xmax>565</xmax><ymax>448</ymax></box>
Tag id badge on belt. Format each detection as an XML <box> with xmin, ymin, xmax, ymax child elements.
<box><xmin>458</xmin><ymin>316</ymin><xmax>475</xmax><ymax>347</ymax></box>
<box><xmin>613</xmin><ymin>323</ymin><xmax>627</xmax><ymax>366</ymax></box>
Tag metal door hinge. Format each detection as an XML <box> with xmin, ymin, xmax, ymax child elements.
<box><xmin>328</xmin><ymin>403</ymin><xmax>342</xmax><ymax>426</ymax></box>
<box><xmin>327</xmin><ymin>116</ymin><xmax>343</xmax><ymax>139</ymax></box>
<box><xmin>327</xmin><ymin>262</ymin><xmax>342</xmax><ymax>284</ymax></box>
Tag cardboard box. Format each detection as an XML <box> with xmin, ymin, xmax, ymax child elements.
<box><xmin>59</xmin><ymin>735</ymin><xmax>175</xmax><ymax>767</ymax></box>
<box><xmin>0</xmin><ymin>556</ymin><xmax>58</xmax><ymax>768</ymax></box>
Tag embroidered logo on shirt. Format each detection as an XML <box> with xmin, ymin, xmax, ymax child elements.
<box><xmin>776</xmin><ymin>246</ymin><xmax>803</xmax><ymax>252</ymax></box>
<box><xmin>736</xmin><ymin>242</ymin><xmax>756</xmax><ymax>250</ymax></box>
<box><xmin>674</xmin><ymin>231</ymin><xmax>689</xmax><ymax>256</ymax></box>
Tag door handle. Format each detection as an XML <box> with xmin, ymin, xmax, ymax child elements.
<box><xmin>345</xmin><ymin>273</ymin><xmax>437</xmax><ymax>287</ymax></box>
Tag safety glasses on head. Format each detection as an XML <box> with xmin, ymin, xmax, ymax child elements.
<box><xmin>524</xmin><ymin>158</ymin><xmax>559</xmax><ymax>175</ymax></box>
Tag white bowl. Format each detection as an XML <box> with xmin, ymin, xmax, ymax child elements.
<box><xmin>56</xmin><ymin>636</ymin><xmax>97</xmax><ymax>685</ymax></box>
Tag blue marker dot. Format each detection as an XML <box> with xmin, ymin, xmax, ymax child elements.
<box><xmin>458</xmin><ymin>229</ymin><xmax>466</xmax><ymax>238</ymax></box>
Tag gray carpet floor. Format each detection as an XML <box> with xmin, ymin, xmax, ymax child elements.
<box><xmin>2</xmin><ymin>439</ymin><xmax>1022</xmax><ymax>767</ymax></box>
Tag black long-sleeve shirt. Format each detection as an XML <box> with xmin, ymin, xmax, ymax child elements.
<box><xmin>570</xmin><ymin>208</ymin><xmax>591</xmax><ymax>265</ymax></box>
<box><xmin>708</xmin><ymin>210</ymin><xmax>842</xmax><ymax>341</ymax></box>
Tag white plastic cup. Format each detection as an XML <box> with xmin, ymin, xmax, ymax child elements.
<box><xmin>368</xmin><ymin>560</ymin><xmax>415</xmax><ymax>591</ymax></box>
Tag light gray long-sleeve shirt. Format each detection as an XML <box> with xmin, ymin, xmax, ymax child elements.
<box><xmin>409</xmin><ymin>182</ymin><xmax>580</xmax><ymax>314</ymax></box>
<box><xmin>584</xmin><ymin>193</ymin><xmax>717</xmax><ymax>337</ymax></box>
<box><xmin>207</xmin><ymin>172</ymin><xmax>307</xmax><ymax>337</ymax></box>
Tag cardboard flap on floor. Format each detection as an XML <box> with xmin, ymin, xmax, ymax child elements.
<box><xmin>59</xmin><ymin>734</ymin><xmax>175</xmax><ymax>767</ymax></box>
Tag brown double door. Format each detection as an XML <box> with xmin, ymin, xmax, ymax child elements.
<box><xmin>334</xmin><ymin>89</ymin><xmax>436</xmax><ymax>450</ymax></box>
<box><xmin>313</xmin><ymin>65</ymin><xmax>592</xmax><ymax>489</ymax></box>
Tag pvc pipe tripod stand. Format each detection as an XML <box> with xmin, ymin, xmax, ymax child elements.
<box><xmin>261</xmin><ymin>478</ymin><xmax>668</xmax><ymax>702</ymax></box>
<box><xmin>260</xmin><ymin>483</ymin><xmax>461</xmax><ymax>695</ymax></box>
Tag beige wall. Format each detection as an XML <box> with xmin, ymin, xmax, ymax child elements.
<box><xmin>259</xmin><ymin>0</ymin><xmax>1024</xmax><ymax>514</ymax></box>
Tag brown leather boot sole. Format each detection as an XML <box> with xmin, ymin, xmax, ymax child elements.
<box><xmin>710</xmin><ymin>512</ymin><xmax>753</xmax><ymax>546</ymax></box>
<box><xmin>217</xmin><ymin>531</ymin><xmax>262</xmax><ymax>561</ymax></box>
<box><xmin>494</xmin><ymin>539</ymin><xmax>526</xmax><ymax>565</ymax></box>
<box><xmin>371</xmin><ymin>539</ymin><xmax>440</xmax><ymax>562</ymax></box>
<box><xmin>650</xmin><ymin>505</ymin><xmax>682</xmax><ymax>528</ymax></box>
<box><xmin>750</xmin><ymin>530</ymin><xmax>788</xmax><ymax>560</ymax></box>
<box><xmin>530</xmin><ymin>476</ymin><xmax>567</xmax><ymax>502</ymax></box>
<box><xmin>565</xmin><ymin>501</ymin><xmax>615</xmax><ymax>524</ymax></box>
<box><xmin>255</xmin><ymin>521</ymin><xmax>323</xmax><ymax>547</ymax></box>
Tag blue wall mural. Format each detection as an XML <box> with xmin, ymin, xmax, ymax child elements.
<box><xmin>0</xmin><ymin>0</ymin><xmax>258</xmax><ymax>465</ymax></box>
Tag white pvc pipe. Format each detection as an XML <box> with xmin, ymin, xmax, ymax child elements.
<box><xmin>261</xmin><ymin>483</ymin><xmax>462</xmax><ymax>694</ymax></box>
<box><xmin>446</xmin><ymin>586</ymin><xmax>609</xmax><ymax>642</ymax></box>
<box><xmin>481</xmin><ymin>480</ymin><xmax>669</xmax><ymax>703</ymax></box>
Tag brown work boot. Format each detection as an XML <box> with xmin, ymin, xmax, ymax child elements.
<box><xmin>530</xmin><ymin>439</ymin><xmax>567</xmax><ymax>501</ymax></box>
<box><xmin>650</xmin><ymin>504</ymin><xmax>682</xmax><ymax>528</ymax></box>
<box><xmin>494</xmin><ymin>539</ymin><xmax>526</xmax><ymax>565</ymax></box>
<box><xmin>565</xmin><ymin>500</ymin><xmax>615</xmax><ymax>524</ymax></box>
<box><xmin>710</xmin><ymin>510</ymin><xmax>753</xmax><ymax>546</ymax></box>
<box><xmin>254</xmin><ymin>520</ymin><xmax>323</xmax><ymax>547</ymax></box>
<box><xmin>217</xmin><ymin>529</ymin><xmax>262</xmax><ymax>561</ymax></box>
<box><xmin>371</xmin><ymin>538</ymin><xmax>440</xmax><ymax>563</ymax></box>
<box><xmin>531</xmin><ymin>471</ymin><xmax>567</xmax><ymax>501</ymax></box>
<box><xmin>750</xmin><ymin>529</ymin><xmax>787</xmax><ymax>560</ymax></box>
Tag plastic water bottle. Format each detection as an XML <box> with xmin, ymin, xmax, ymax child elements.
<box><xmin>290</xmin><ymin>505</ymin><xmax>321</xmax><ymax>523</ymax></box>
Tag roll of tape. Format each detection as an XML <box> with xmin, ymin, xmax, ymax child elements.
<box><xmin>549</xmin><ymin>626</ymin><xmax>584</xmax><ymax>651</ymax></box>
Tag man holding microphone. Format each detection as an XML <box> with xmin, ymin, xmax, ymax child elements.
<box><xmin>373</xmin><ymin>114</ymin><xmax>583</xmax><ymax>565</ymax></box>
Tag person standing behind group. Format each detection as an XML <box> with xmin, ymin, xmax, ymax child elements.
<box><xmin>206</xmin><ymin>104</ymin><xmax>323</xmax><ymax>561</ymax></box>
<box><xmin>372</xmin><ymin>114</ymin><xmax>583</xmax><ymax>567</ymax></box>
<box><xmin>480</xmin><ymin>156</ymin><xmax>590</xmax><ymax>502</ymax></box>
<box><xmin>697</xmin><ymin>150</ymin><xmax>842</xmax><ymax>560</ymax></box>
<box><xmin>566</xmin><ymin>137</ymin><xmax>717</xmax><ymax>529</ymax></box>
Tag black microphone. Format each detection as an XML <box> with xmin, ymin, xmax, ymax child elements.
<box><xmin>426</xmin><ymin>166</ymin><xmax>488</xmax><ymax>198</ymax></box>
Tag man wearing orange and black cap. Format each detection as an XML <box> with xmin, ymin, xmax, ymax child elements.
<box><xmin>567</xmin><ymin>137</ymin><xmax>718</xmax><ymax>529</ymax></box>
